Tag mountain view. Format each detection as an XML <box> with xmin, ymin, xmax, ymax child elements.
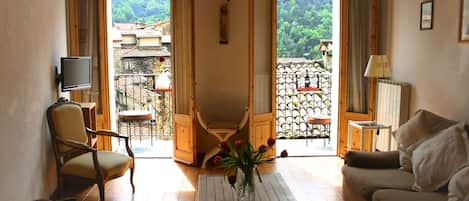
<box><xmin>112</xmin><ymin>0</ymin><xmax>170</xmax><ymax>24</ymax></box>
<box><xmin>112</xmin><ymin>0</ymin><xmax>332</xmax><ymax>59</ymax></box>
<box><xmin>277</xmin><ymin>0</ymin><xmax>332</xmax><ymax>59</ymax></box>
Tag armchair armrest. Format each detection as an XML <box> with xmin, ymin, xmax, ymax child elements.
<box><xmin>86</xmin><ymin>128</ymin><xmax>128</xmax><ymax>139</ymax></box>
<box><xmin>344</xmin><ymin>151</ymin><xmax>400</xmax><ymax>169</ymax></box>
<box><xmin>87</xmin><ymin>128</ymin><xmax>134</xmax><ymax>158</ymax></box>
<box><xmin>55</xmin><ymin>136</ymin><xmax>96</xmax><ymax>152</ymax></box>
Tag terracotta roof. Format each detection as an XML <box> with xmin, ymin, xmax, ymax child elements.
<box><xmin>136</xmin><ymin>30</ymin><xmax>161</xmax><ymax>38</ymax></box>
<box><xmin>120</xmin><ymin>48</ymin><xmax>170</xmax><ymax>58</ymax></box>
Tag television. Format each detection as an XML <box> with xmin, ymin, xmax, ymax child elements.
<box><xmin>60</xmin><ymin>57</ymin><xmax>92</xmax><ymax>92</ymax></box>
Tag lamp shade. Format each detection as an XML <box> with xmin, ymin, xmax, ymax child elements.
<box><xmin>364</xmin><ymin>55</ymin><xmax>391</xmax><ymax>78</ymax></box>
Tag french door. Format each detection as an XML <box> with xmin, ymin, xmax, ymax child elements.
<box><xmin>249</xmin><ymin>0</ymin><xmax>277</xmax><ymax>158</ymax></box>
<box><xmin>171</xmin><ymin>0</ymin><xmax>197</xmax><ymax>165</ymax></box>
<box><xmin>67</xmin><ymin>0</ymin><xmax>112</xmax><ymax>150</ymax></box>
<box><xmin>337</xmin><ymin>0</ymin><xmax>378</xmax><ymax>156</ymax></box>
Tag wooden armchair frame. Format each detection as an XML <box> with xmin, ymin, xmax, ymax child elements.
<box><xmin>47</xmin><ymin>98</ymin><xmax>135</xmax><ymax>201</ymax></box>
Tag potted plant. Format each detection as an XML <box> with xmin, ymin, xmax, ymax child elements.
<box><xmin>213</xmin><ymin>137</ymin><xmax>276</xmax><ymax>201</ymax></box>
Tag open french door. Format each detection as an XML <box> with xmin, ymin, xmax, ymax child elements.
<box><xmin>171</xmin><ymin>0</ymin><xmax>197</xmax><ymax>165</ymax></box>
<box><xmin>67</xmin><ymin>0</ymin><xmax>112</xmax><ymax>150</ymax></box>
<box><xmin>248</xmin><ymin>0</ymin><xmax>277</xmax><ymax>158</ymax></box>
<box><xmin>337</xmin><ymin>0</ymin><xmax>378</xmax><ymax>157</ymax></box>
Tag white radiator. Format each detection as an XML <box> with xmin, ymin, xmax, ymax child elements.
<box><xmin>375</xmin><ymin>79</ymin><xmax>411</xmax><ymax>151</ymax></box>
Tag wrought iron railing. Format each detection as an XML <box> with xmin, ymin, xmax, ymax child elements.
<box><xmin>114</xmin><ymin>73</ymin><xmax>173</xmax><ymax>138</ymax></box>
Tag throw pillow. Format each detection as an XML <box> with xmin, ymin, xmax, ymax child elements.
<box><xmin>449</xmin><ymin>165</ymin><xmax>469</xmax><ymax>201</ymax></box>
<box><xmin>411</xmin><ymin>123</ymin><xmax>469</xmax><ymax>192</ymax></box>
<box><xmin>393</xmin><ymin>110</ymin><xmax>456</xmax><ymax>172</ymax></box>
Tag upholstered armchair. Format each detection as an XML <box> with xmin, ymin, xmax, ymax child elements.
<box><xmin>47</xmin><ymin>98</ymin><xmax>135</xmax><ymax>201</ymax></box>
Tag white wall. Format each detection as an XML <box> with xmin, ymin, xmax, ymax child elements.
<box><xmin>0</xmin><ymin>0</ymin><xmax>67</xmax><ymax>200</ymax></box>
<box><xmin>381</xmin><ymin>0</ymin><xmax>469</xmax><ymax>122</ymax></box>
<box><xmin>194</xmin><ymin>0</ymin><xmax>249</xmax><ymax>152</ymax></box>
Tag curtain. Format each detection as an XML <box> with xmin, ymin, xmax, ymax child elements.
<box><xmin>78</xmin><ymin>0</ymin><xmax>102</xmax><ymax>113</ymax></box>
<box><xmin>346</xmin><ymin>0</ymin><xmax>371</xmax><ymax>113</ymax></box>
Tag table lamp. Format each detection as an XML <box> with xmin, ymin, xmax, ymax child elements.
<box><xmin>364</xmin><ymin>55</ymin><xmax>391</xmax><ymax>78</ymax></box>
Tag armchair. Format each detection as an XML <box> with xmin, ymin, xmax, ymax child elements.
<box><xmin>47</xmin><ymin>98</ymin><xmax>135</xmax><ymax>201</ymax></box>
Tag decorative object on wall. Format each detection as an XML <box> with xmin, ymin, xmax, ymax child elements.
<box><xmin>219</xmin><ymin>0</ymin><xmax>229</xmax><ymax>44</ymax></box>
<box><xmin>459</xmin><ymin>0</ymin><xmax>469</xmax><ymax>41</ymax></box>
<box><xmin>420</xmin><ymin>0</ymin><xmax>433</xmax><ymax>30</ymax></box>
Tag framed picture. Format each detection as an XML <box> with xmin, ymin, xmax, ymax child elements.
<box><xmin>420</xmin><ymin>0</ymin><xmax>433</xmax><ymax>30</ymax></box>
<box><xmin>460</xmin><ymin>0</ymin><xmax>469</xmax><ymax>41</ymax></box>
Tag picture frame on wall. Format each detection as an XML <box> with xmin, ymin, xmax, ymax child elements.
<box><xmin>459</xmin><ymin>0</ymin><xmax>469</xmax><ymax>42</ymax></box>
<box><xmin>420</xmin><ymin>0</ymin><xmax>433</xmax><ymax>30</ymax></box>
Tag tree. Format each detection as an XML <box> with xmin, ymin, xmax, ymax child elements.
<box><xmin>277</xmin><ymin>0</ymin><xmax>332</xmax><ymax>59</ymax></box>
<box><xmin>112</xmin><ymin>0</ymin><xmax>170</xmax><ymax>24</ymax></box>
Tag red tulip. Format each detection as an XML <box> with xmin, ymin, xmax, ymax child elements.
<box><xmin>234</xmin><ymin>140</ymin><xmax>243</xmax><ymax>148</ymax></box>
<box><xmin>280</xmin><ymin>149</ymin><xmax>288</xmax><ymax>158</ymax></box>
<box><xmin>258</xmin><ymin>144</ymin><xmax>267</xmax><ymax>153</ymax></box>
<box><xmin>228</xmin><ymin>175</ymin><xmax>236</xmax><ymax>185</ymax></box>
<box><xmin>267</xmin><ymin>137</ymin><xmax>276</xmax><ymax>147</ymax></box>
<box><xmin>219</xmin><ymin>141</ymin><xmax>230</xmax><ymax>152</ymax></box>
<box><xmin>213</xmin><ymin>155</ymin><xmax>222</xmax><ymax>165</ymax></box>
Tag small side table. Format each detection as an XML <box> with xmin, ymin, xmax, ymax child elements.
<box><xmin>347</xmin><ymin>121</ymin><xmax>392</xmax><ymax>152</ymax></box>
<box><xmin>118</xmin><ymin>110</ymin><xmax>153</xmax><ymax>146</ymax></box>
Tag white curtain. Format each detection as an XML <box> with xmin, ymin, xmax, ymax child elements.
<box><xmin>346</xmin><ymin>0</ymin><xmax>371</xmax><ymax>113</ymax></box>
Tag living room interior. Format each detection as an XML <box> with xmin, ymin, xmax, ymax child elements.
<box><xmin>1</xmin><ymin>0</ymin><xmax>469</xmax><ymax>201</ymax></box>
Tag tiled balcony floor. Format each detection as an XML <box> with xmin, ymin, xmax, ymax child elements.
<box><xmin>114</xmin><ymin>137</ymin><xmax>335</xmax><ymax>158</ymax></box>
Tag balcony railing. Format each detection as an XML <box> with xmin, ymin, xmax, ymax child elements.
<box><xmin>114</xmin><ymin>73</ymin><xmax>173</xmax><ymax>140</ymax></box>
<box><xmin>114</xmin><ymin>62</ymin><xmax>332</xmax><ymax>142</ymax></box>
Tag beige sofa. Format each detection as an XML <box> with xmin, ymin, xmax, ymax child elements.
<box><xmin>342</xmin><ymin>151</ymin><xmax>448</xmax><ymax>201</ymax></box>
<box><xmin>342</xmin><ymin>109</ymin><xmax>469</xmax><ymax>201</ymax></box>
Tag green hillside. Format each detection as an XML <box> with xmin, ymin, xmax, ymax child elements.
<box><xmin>112</xmin><ymin>0</ymin><xmax>170</xmax><ymax>24</ymax></box>
<box><xmin>112</xmin><ymin>0</ymin><xmax>332</xmax><ymax>59</ymax></box>
<box><xmin>277</xmin><ymin>0</ymin><xmax>333</xmax><ymax>59</ymax></box>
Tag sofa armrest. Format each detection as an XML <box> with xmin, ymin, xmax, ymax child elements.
<box><xmin>344</xmin><ymin>151</ymin><xmax>400</xmax><ymax>169</ymax></box>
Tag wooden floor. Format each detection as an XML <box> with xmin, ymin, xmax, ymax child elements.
<box><xmin>63</xmin><ymin>157</ymin><xmax>344</xmax><ymax>201</ymax></box>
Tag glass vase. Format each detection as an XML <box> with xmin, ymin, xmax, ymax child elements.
<box><xmin>236</xmin><ymin>168</ymin><xmax>255</xmax><ymax>201</ymax></box>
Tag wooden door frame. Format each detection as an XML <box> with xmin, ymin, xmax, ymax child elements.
<box><xmin>248</xmin><ymin>0</ymin><xmax>277</xmax><ymax>157</ymax></box>
<box><xmin>171</xmin><ymin>0</ymin><xmax>197</xmax><ymax>165</ymax></box>
<box><xmin>67</xmin><ymin>0</ymin><xmax>112</xmax><ymax>150</ymax></box>
<box><xmin>337</xmin><ymin>0</ymin><xmax>378</xmax><ymax>157</ymax></box>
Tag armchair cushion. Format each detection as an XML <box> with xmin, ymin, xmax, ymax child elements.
<box><xmin>62</xmin><ymin>151</ymin><xmax>133</xmax><ymax>180</ymax></box>
<box><xmin>50</xmin><ymin>104</ymin><xmax>89</xmax><ymax>152</ymax></box>
<box><xmin>344</xmin><ymin>151</ymin><xmax>400</xmax><ymax>169</ymax></box>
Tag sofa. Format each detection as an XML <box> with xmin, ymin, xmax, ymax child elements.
<box><xmin>342</xmin><ymin>110</ymin><xmax>469</xmax><ymax>201</ymax></box>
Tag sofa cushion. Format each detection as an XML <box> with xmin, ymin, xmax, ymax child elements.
<box><xmin>342</xmin><ymin>166</ymin><xmax>414</xmax><ymax>199</ymax></box>
<box><xmin>372</xmin><ymin>189</ymin><xmax>447</xmax><ymax>201</ymax></box>
<box><xmin>448</xmin><ymin>165</ymin><xmax>469</xmax><ymax>201</ymax></box>
<box><xmin>344</xmin><ymin>151</ymin><xmax>400</xmax><ymax>169</ymax></box>
<box><xmin>393</xmin><ymin>110</ymin><xmax>456</xmax><ymax>172</ymax></box>
<box><xmin>411</xmin><ymin>123</ymin><xmax>469</xmax><ymax>192</ymax></box>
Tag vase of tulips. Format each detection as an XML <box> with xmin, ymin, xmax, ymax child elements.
<box><xmin>213</xmin><ymin>137</ymin><xmax>276</xmax><ymax>201</ymax></box>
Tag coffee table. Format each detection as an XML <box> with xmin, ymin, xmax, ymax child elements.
<box><xmin>197</xmin><ymin>173</ymin><xmax>296</xmax><ymax>201</ymax></box>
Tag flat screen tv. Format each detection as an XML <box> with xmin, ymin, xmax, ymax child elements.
<box><xmin>60</xmin><ymin>57</ymin><xmax>92</xmax><ymax>92</ymax></box>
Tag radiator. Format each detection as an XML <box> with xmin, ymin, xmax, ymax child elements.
<box><xmin>375</xmin><ymin>79</ymin><xmax>411</xmax><ymax>151</ymax></box>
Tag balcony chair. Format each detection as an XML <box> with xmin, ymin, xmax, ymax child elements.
<box><xmin>197</xmin><ymin>107</ymin><xmax>249</xmax><ymax>168</ymax></box>
<box><xmin>47</xmin><ymin>98</ymin><xmax>135</xmax><ymax>201</ymax></box>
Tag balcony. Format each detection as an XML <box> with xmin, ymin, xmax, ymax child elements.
<box><xmin>113</xmin><ymin>60</ymin><xmax>333</xmax><ymax>157</ymax></box>
<box><xmin>114</xmin><ymin>73</ymin><xmax>173</xmax><ymax>157</ymax></box>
